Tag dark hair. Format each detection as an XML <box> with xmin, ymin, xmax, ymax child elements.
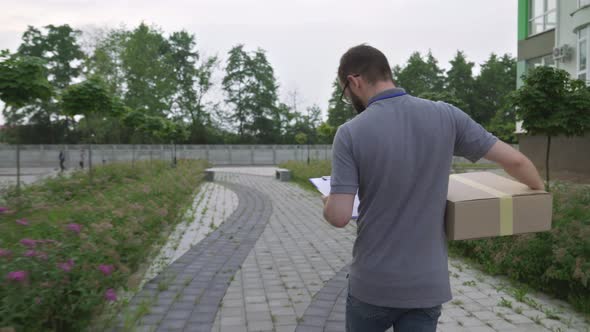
<box><xmin>338</xmin><ymin>44</ymin><xmax>393</xmax><ymax>85</ymax></box>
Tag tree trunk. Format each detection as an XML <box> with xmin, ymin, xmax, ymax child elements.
<box><xmin>546</xmin><ymin>135</ymin><xmax>551</xmax><ymax>190</ymax></box>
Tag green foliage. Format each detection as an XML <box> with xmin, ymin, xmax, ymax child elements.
<box><xmin>512</xmin><ymin>66</ymin><xmax>590</xmax><ymax>138</ymax></box>
<box><xmin>488</xmin><ymin>107</ymin><xmax>517</xmax><ymax>144</ymax></box>
<box><xmin>18</xmin><ymin>24</ymin><xmax>84</xmax><ymax>90</ymax></box>
<box><xmin>0</xmin><ymin>160</ymin><xmax>209</xmax><ymax>331</ymax></box>
<box><xmin>446</xmin><ymin>51</ymin><xmax>475</xmax><ymax>116</ymax></box>
<box><xmin>472</xmin><ymin>54</ymin><xmax>516</xmax><ymax>125</ymax></box>
<box><xmin>511</xmin><ymin>66</ymin><xmax>590</xmax><ymax>185</ymax></box>
<box><xmin>326</xmin><ymin>78</ymin><xmax>354</xmax><ymax>128</ymax></box>
<box><xmin>0</xmin><ymin>50</ymin><xmax>52</xmax><ymax>111</ymax></box>
<box><xmin>168</xmin><ymin>30</ymin><xmax>218</xmax><ymax>143</ymax></box>
<box><xmin>449</xmin><ymin>181</ymin><xmax>590</xmax><ymax>314</ymax></box>
<box><xmin>316</xmin><ymin>122</ymin><xmax>336</xmax><ymax>144</ymax></box>
<box><xmin>222</xmin><ymin>45</ymin><xmax>282</xmax><ymax>143</ymax></box>
<box><xmin>61</xmin><ymin>76</ymin><xmax>113</xmax><ymax>117</ymax></box>
<box><xmin>392</xmin><ymin>51</ymin><xmax>445</xmax><ymax>96</ymax></box>
<box><xmin>418</xmin><ymin>91</ymin><xmax>467</xmax><ymax>111</ymax></box>
<box><xmin>121</xmin><ymin>23</ymin><xmax>175</xmax><ymax>116</ymax></box>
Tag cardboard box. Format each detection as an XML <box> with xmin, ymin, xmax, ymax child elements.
<box><xmin>446</xmin><ymin>172</ymin><xmax>552</xmax><ymax>241</ymax></box>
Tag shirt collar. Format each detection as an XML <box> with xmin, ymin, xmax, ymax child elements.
<box><xmin>367</xmin><ymin>87</ymin><xmax>407</xmax><ymax>106</ymax></box>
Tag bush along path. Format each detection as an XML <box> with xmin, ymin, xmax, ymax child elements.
<box><xmin>0</xmin><ymin>160</ymin><xmax>208</xmax><ymax>331</ymax></box>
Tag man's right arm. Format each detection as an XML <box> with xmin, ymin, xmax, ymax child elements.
<box><xmin>484</xmin><ymin>141</ymin><xmax>545</xmax><ymax>190</ymax></box>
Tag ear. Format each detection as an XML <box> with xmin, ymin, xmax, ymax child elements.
<box><xmin>348</xmin><ymin>74</ymin><xmax>362</xmax><ymax>90</ymax></box>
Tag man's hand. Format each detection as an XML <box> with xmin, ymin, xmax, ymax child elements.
<box><xmin>322</xmin><ymin>194</ymin><xmax>355</xmax><ymax>228</ymax></box>
<box><xmin>484</xmin><ymin>141</ymin><xmax>545</xmax><ymax>190</ymax></box>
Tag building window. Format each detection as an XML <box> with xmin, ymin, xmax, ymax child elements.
<box><xmin>579</xmin><ymin>26</ymin><xmax>589</xmax><ymax>83</ymax></box>
<box><xmin>580</xmin><ymin>0</ymin><xmax>590</xmax><ymax>8</ymax></box>
<box><xmin>526</xmin><ymin>54</ymin><xmax>555</xmax><ymax>71</ymax></box>
<box><xmin>529</xmin><ymin>0</ymin><xmax>557</xmax><ymax>36</ymax></box>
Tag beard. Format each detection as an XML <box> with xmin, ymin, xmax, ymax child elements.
<box><xmin>350</xmin><ymin>92</ymin><xmax>366</xmax><ymax>114</ymax></box>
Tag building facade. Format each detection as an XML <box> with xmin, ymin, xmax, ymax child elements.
<box><xmin>516</xmin><ymin>0</ymin><xmax>590</xmax><ymax>179</ymax></box>
<box><xmin>517</xmin><ymin>0</ymin><xmax>590</xmax><ymax>86</ymax></box>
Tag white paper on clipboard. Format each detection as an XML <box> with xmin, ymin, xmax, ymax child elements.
<box><xmin>309</xmin><ymin>176</ymin><xmax>359</xmax><ymax>219</ymax></box>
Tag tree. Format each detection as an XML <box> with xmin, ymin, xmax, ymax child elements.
<box><xmin>418</xmin><ymin>91</ymin><xmax>467</xmax><ymax>111</ymax></box>
<box><xmin>167</xmin><ymin>30</ymin><xmax>218</xmax><ymax>143</ymax></box>
<box><xmin>446</xmin><ymin>51</ymin><xmax>475</xmax><ymax>116</ymax></box>
<box><xmin>511</xmin><ymin>66</ymin><xmax>590</xmax><ymax>187</ymax></box>
<box><xmin>0</xmin><ymin>50</ymin><xmax>52</xmax><ymax>143</ymax></box>
<box><xmin>61</xmin><ymin>76</ymin><xmax>115</xmax><ymax>143</ymax></box>
<box><xmin>326</xmin><ymin>78</ymin><xmax>354</xmax><ymax>128</ymax></box>
<box><xmin>86</xmin><ymin>27</ymin><xmax>129</xmax><ymax>98</ymax></box>
<box><xmin>16</xmin><ymin>25</ymin><xmax>85</xmax><ymax>143</ymax></box>
<box><xmin>222</xmin><ymin>45</ymin><xmax>281</xmax><ymax>143</ymax></box>
<box><xmin>0</xmin><ymin>51</ymin><xmax>52</xmax><ymax>113</ymax></box>
<box><xmin>121</xmin><ymin>23</ymin><xmax>175</xmax><ymax>116</ymax></box>
<box><xmin>18</xmin><ymin>25</ymin><xmax>84</xmax><ymax>90</ymax></box>
<box><xmin>392</xmin><ymin>51</ymin><xmax>445</xmax><ymax>96</ymax></box>
<box><xmin>472</xmin><ymin>53</ymin><xmax>516</xmax><ymax>125</ymax></box>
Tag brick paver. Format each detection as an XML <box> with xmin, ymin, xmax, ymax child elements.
<box><xmin>112</xmin><ymin>182</ymin><xmax>272</xmax><ymax>331</ymax></box>
<box><xmin>116</xmin><ymin>168</ymin><xmax>589</xmax><ymax>332</ymax></box>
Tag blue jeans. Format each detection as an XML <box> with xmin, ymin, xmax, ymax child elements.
<box><xmin>346</xmin><ymin>292</ymin><xmax>442</xmax><ymax>332</ymax></box>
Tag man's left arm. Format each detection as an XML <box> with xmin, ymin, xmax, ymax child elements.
<box><xmin>323</xmin><ymin>126</ymin><xmax>358</xmax><ymax>228</ymax></box>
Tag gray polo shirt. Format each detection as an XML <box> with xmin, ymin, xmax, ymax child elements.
<box><xmin>331</xmin><ymin>88</ymin><xmax>497</xmax><ymax>308</ymax></box>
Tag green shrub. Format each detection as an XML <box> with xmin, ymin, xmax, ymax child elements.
<box><xmin>0</xmin><ymin>160</ymin><xmax>208</xmax><ymax>331</ymax></box>
<box><xmin>450</xmin><ymin>182</ymin><xmax>590</xmax><ymax>314</ymax></box>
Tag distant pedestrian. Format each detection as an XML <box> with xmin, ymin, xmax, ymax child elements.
<box><xmin>59</xmin><ymin>150</ymin><xmax>66</xmax><ymax>172</ymax></box>
<box><xmin>79</xmin><ymin>148</ymin><xmax>85</xmax><ymax>169</ymax></box>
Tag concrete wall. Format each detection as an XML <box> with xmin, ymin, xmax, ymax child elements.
<box><xmin>0</xmin><ymin>144</ymin><xmax>487</xmax><ymax>168</ymax></box>
<box><xmin>518</xmin><ymin>134</ymin><xmax>590</xmax><ymax>177</ymax></box>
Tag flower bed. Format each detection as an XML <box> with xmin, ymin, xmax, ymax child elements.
<box><xmin>0</xmin><ymin>160</ymin><xmax>208</xmax><ymax>331</ymax></box>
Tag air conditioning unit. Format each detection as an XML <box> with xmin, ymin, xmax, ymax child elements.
<box><xmin>553</xmin><ymin>45</ymin><xmax>573</xmax><ymax>61</ymax></box>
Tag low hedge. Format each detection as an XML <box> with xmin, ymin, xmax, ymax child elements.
<box><xmin>0</xmin><ymin>160</ymin><xmax>208</xmax><ymax>331</ymax></box>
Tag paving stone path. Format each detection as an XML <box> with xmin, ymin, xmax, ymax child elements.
<box><xmin>114</xmin><ymin>182</ymin><xmax>272</xmax><ymax>331</ymax></box>
<box><xmin>122</xmin><ymin>167</ymin><xmax>589</xmax><ymax>332</ymax></box>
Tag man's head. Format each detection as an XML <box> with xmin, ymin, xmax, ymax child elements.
<box><xmin>338</xmin><ymin>44</ymin><xmax>394</xmax><ymax>113</ymax></box>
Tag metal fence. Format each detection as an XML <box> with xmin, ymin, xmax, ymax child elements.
<box><xmin>0</xmin><ymin>144</ymin><xmax>500</xmax><ymax>169</ymax></box>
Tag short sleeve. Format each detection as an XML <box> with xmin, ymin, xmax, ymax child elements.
<box><xmin>330</xmin><ymin>125</ymin><xmax>359</xmax><ymax>194</ymax></box>
<box><xmin>452</xmin><ymin>106</ymin><xmax>498</xmax><ymax>163</ymax></box>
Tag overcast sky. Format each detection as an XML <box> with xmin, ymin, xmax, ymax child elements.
<box><xmin>0</xmin><ymin>0</ymin><xmax>517</xmax><ymax>125</ymax></box>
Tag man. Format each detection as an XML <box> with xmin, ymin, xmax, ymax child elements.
<box><xmin>322</xmin><ymin>45</ymin><xmax>544</xmax><ymax>332</ymax></box>
<box><xmin>59</xmin><ymin>150</ymin><xmax>66</xmax><ymax>173</ymax></box>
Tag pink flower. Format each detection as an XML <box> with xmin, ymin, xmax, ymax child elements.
<box><xmin>66</xmin><ymin>223</ymin><xmax>82</xmax><ymax>234</ymax></box>
<box><xmin>7</xmin><ymin>271</ymin><xmax>26</xmax><ymax>282</ymax></box>
<box><xmin>57</xmin><ymin>259</ymin><xmax>75</xmax><ymax>272</ymax></box>
<box><xmin>0</xmin><ymin>207</ymin><xmax>8</xmax><ymax>213</ymax></box>
<box><xmin>16</xmin><ymin>218</ymin><xmax>29</xmax><ymax>226</ymax></box>
<box><xmin>98</xmin><ymin>264</ymin><xmax>115</xmax><ymax>276</ymax></box>
<box><xmin>24</xmin><ymin>250</ymin><xmax>48</xmax><ymax>260</ymax></box>
<box><xmin>20</xmin><ymin>238</ymin><xmax>37</xmax><ymax>248</ymax></box>
<box><xmin>104</xmin><ymin>288</ymin><xmax>117</xmax><ymax>302</ymax></box>
<box><xmin>0</xmin><ymin>248</ymin><xmax>11</xmax><ymax>258</ymax></box>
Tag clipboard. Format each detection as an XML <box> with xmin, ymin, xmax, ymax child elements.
<box><xmin>309</xmin><ymin>176</ymin><xmax>359</xmax><ymax>219</ymax></box>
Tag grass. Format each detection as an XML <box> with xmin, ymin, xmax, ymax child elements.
<box><xmin>499</xmin><ymin>297</ymin><xmax>513</xmax><ymax>309</ymax></box>
<box><xmin>0</xmin><ymin>160</ymin><xmax>208</xmax><ymax>331</ymax></box>
<box><xmin>278</xmin><ymin>160</ymin><xmax>331</xmax><ymax>192</ymax></box>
